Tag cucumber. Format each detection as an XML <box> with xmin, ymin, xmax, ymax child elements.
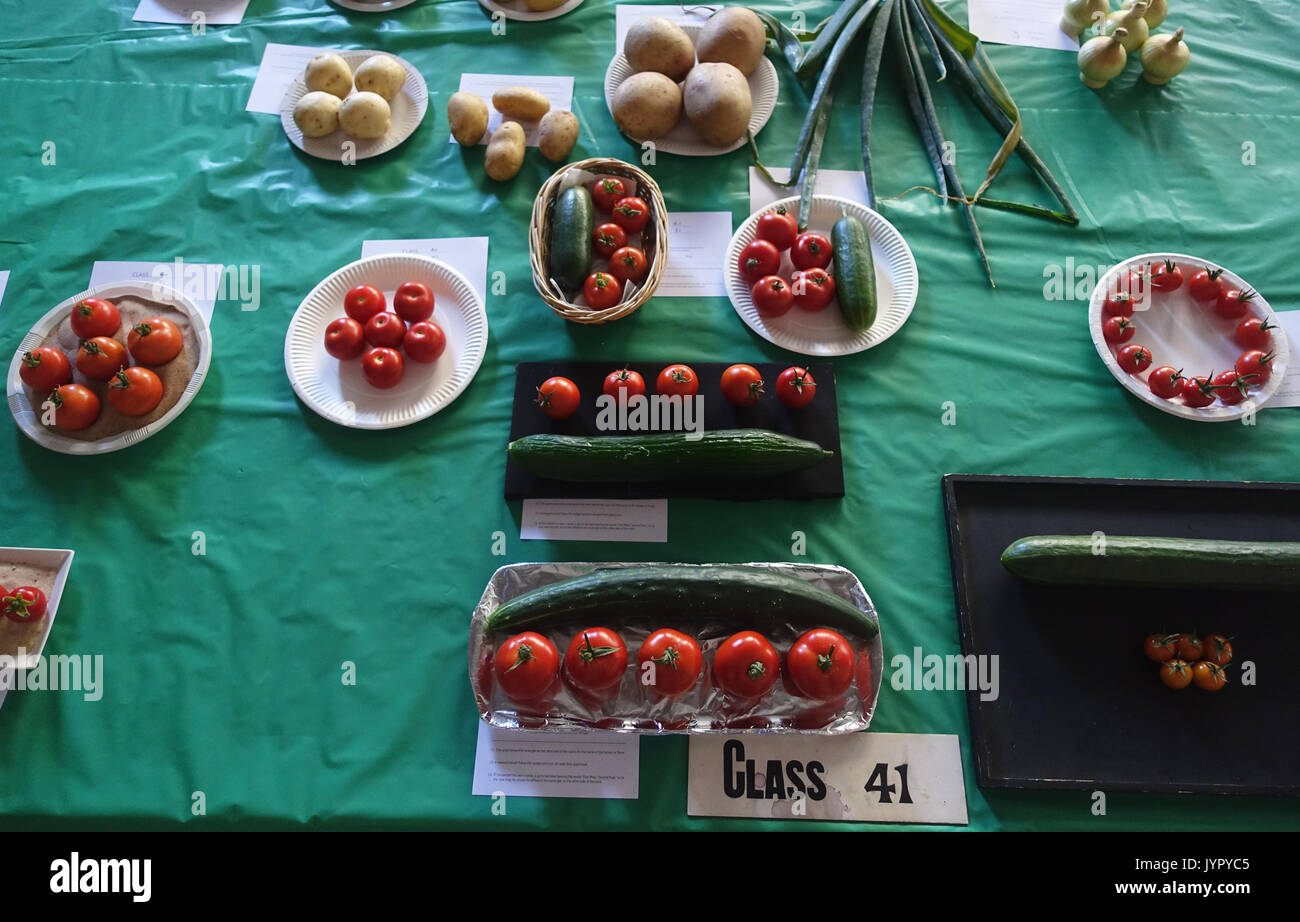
<box><xmin>1001</xmin><ymin>535</ymin><xmax>1300</xmax><ymax>591</ymax></box>
<box><xmin>831</xmin><ymin>211</ymin><xmax>877</xmax><ymax>333</ymax></box>
<box><xmin>507</xmin><ymin>429</ymin><xmax>832</xmax><ymax>482</ymax></box>
<box><xmin>547</xmin><ymin>185</ymin><xmax>593</xmax><ymax>298</ymax></box>
<box><xmin>486</xmin><ymin>565</ymin><xmax>879</xmax><ymax>640</ymax></box>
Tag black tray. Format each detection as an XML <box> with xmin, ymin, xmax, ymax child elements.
<box><xmin>505</xmin><ymin>362</ymin><xmax>843</xmax><ymax>501</ymax></box>
<box><xmin>942</xmin><ymin>474</ymin><xmax>1300</xmax><ymax>795</ymax></box>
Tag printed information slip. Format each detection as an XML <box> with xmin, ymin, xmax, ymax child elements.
<box><xmin>614</xmin><ymin>5</ymin><xmax>712</xmax><ymax>49</ymax></box>
<box><xmin>658</xmin><ymin>212</ymin><xmax>731</xmax><ymax>297</ymax></box>
<box><xmin>1266</xmin><ymin>311</ymin><xmax>1300</xmax><ymax>409</ymax></box>
<box><xmin>134</xmin><ymin>1</ymin><xmax>250</xmax><ymax>25</ymax></box>
<box><xmin>748</xmin><ymin>167</ymin><xmax>870</xmax><ymax>214</ymax></box>
<box><xmin>89</xmin><ymin>260</ymin><xmax>226</xmax><ymax>323</ymax></box>
<box><xmin>521</xmin><ymin>499</ymin><xmax>668</xmax><ymax>543</ymax></box>
<box><xmin>473</xmin><ymin>723</ymin><xmax>640</xmax><ymax>799</ymax></box>
<box><xmin>0</xmin><ymin>271</ymin><xmax>9</xmax><ymax>312</ymax></box>
<box><xmin>452</xmin><ymin>74</ymin><xmax>575</xmax><ymax>146</ymax></box>
<box><xmin>247</xmin><ymin>43</ymin><xmax>325</xmax><ymax>114</ymax></box>
<box><xmin>967</xmin><ymin>0</ymin><xmax>1078</xmax><ymax>52</ymax></box>
<box><xmin>361</xmin><ymin>237</ymin><xmax>491</xmax><ymax>303</ymax></box>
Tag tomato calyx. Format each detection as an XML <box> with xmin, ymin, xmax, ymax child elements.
<box><xmin>668</xmin><ymin>369</ymin><xmax>692</xmax><ymax>385</ymax></box>
<box><xmin>133</xmin><ymin>321</ymin><xmax>156</xmax><ymax>338</ymax></box>
<box><xmin>108</xmin><ymin>369</ymin><xmax>133</xmax><ymax>390</ymax></box>
<box><xmin>614</xmin><ymin>203</ymin><xmax>643</xmax><ymax>219</ymax></box>
<box><xmin>1203</xmin><ymin>267</ymin><xmax>1223</xmax><ymax>282</ymax></box>
<box><xmin>1221</xmin><ymin>371</ymin><xmax>1258</xmax><ymax>397</ymax></box>
<box><xmin>651</xmin><ymin>646</ymin><xmax>680</xmax><ymax>670</ymax></box>
<box><xmin>816</xmin><ymin>644</ymin><xmax>837</xmax><ymax>673</ymax></box>
<box><xmin>49</xmin><ymin>387</ymin><xmax>67</xmax><ymax>409</ymax></box>
<box><xmin>746</xmin><ymin>660</ymin><xmax>767</xmax><ymax>679</ymax></box>
<box><xmin>744</xmin><ymin>257</ymin><xmax>763</xmax><ymax>275</ymax></box>
<box><xmin>76</xmin><ymin>302</ymin><xmax>96</xmax><ymax>318</ymax></box>
<box><xmin>2</xmin><ymin>594</ymin><xmax>38</xmax><ymax>621</ymax></box>
<box><xmin>787</xmin><ymin>369</ymin><xmax>813</xmax><ymax>393</ymax></box>
<box><xmin>1187</xmin><ymin>374</ymin><xmax>1218</xmax><ymax>399</ymax></box>
<box><xmin>575</xmin><ymin>632</ymin><xmax>620</xmax><ymax>664</ymax></box>
<box><xmin>81</xmin><ymin>339</ymin><xmax>108</xmax><ymax>357</ymax></box>
<box><xmin>22</xmin><ymin>352</ymin><xmax>43</xmax><ymax>369</ymax></box>
<box><xmin>505</xmin><ymin>643</ymin><xmax>536</xmax><ymax>674</ymax></box>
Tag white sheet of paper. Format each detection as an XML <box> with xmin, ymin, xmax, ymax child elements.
<box><xmin>1264</xmin><ymin>311</ymin><xmax>1300</xmax><ymax>409</ymax></box>
<box><xmin>361</xmin><ymin>237</ymin><xmax>491</xmax><ymax>303</ymax></box>
<box><xmin>0</xmin><ymin>271</ymin><xmax>9</xmax><ymax>312</ymax></box>
<box><xmin>615</xmin><ymin>4</ymin><xmax>712</xmax><ymax>49</ymax></box>
<box><xmin>520</xmin><ymin>499</ymin><xmax>668</xmax><ymax>543</ymax></box>
<box><xmin>472</xmin><ymin>723</ymin><xmax>640</xmax><ymax>799</ymax></box>
<box><xmin>89</xmin><ymin>260</ymin><xmax>222</xmax><ymax>323</ymax></box>
<box><xmin>657</xmin><ymin>212</ymin><xmax>731</xmax><ymax>297</ymax></box>
<box><xmin>134</xmin><ymin>0</ymin><xmax>250</xmax><ymax>25</ymax></box>
<box><xmin>688</xmin><ymin>732</ymin><xmax>968</xmax><ymax>824</ymax></box>
<box><xmin>452</xmin><ymin>74</ymin><xmax>575</xmax><ymax>146</ymax></box>
<box><xmin>246</xmin><ymin>43</ymin><xmax>326</xmax><ymax>115</ymax></box>
<box><xmin>748</xmin><ymin>167</ymin><xmax>870</xmax><ymax>214</ymax></box>
<box><xmin>967</xmin><ymin>0</ymin><xmax>1078</xmax><ymax>52</ymax></box>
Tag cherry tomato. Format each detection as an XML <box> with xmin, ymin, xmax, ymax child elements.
<box><xmin>593</xmin><ymin>223</ymin><xmax>627</xmax><ymax>259</ymax></box>
<box><xmin>791</xmin><ymin>232</ymin><xmax>832</xmax><ymax>270</ymax></box>
<box><xmin>1235</xmin><ymin>316</ymin><xmax>1277</xmax><ymax>351</ymax></box>
<box><xmin>738</xmin><ymin>239</ymin><xmax>780</xmax><ymax>284</ymax></box>
<box><xmin>1147</xmin><ymin>366</ymin><xmax>1184</xmax><ymax>400</ymax></box>
<box><xmin>393</xmin><ymin>281</ymin><xmax>435</xmax><ymax>323</ymax></box>
<box><xmin>364</xmin><ymin>312</ymin><xmax>406</xmax><ymax>349</ymax></box>
<box><xmin>1116</xmin><ymin>344</ymin><xmax>1153</xmax><ymax>375</ymax></box>
<box><xmin>792</xmin><ymin>268</ymin><xmax>835</xmax><ymax>311</ymax></box>
<box><xmin>713</xmin><ymin>631</ymin><xmax>780</xmax><ymax>699</ymax></box>
<box><xmin>564</xmin><ymin>627</ymin><xmax>628</xmax><ymax>694</ymax></box>
<box><xmin>775</xmin><ymin>366</ymin><xmax>816</xmax><ymax>408</ymax></box>
<box><xmin>1212</xmin><ymin>370</ymin><xmax>1256</xmax><ymax>406</ymax></box>
<box><xmin>69</xmin><ymin>298</ymin><xmax>121</xmax><ymax>339</ymax></box>
<box><xmin>1175</xmin><ymin>633</ymin><xmax>1203</xmax><ymax>662</ymax></box>
<box><xmin>1111</xmin><ymin>268</ymin><xmax>1147</xmax><ymax>302</ymax></box>
<box><xmin>583</xmin><ymin>272</ymin><xmax>622</xmax><ymax>310</ymax></box>
<box><xmin>603</xmin><ymin>368</ymin><xmax>645</xmax><ymax>400</ymax></box>
<box><xmin>361</xmin><ymin>347</ymin><xmax>405</xmax><ymax>389</ymax></box>
<box><xmin>1148</xmin><ymin>259</ymin><xmax>1182</xmax><ymax>293</ymax></box>
<box><xmin>106</xmin><ymin>366</ymin><xmax>163</xmax><ymax>416</ymax></box>
<box><xmin>1215</xmin><ymin>286</ymin><xmax>1257</xmax><ymax>320</ymax></box>
<box><xmin>1235</xmin><ymin>349</ymin><xmax>1275</xmax><ymax>386</ymax></box>
<box><xmin>127</xmin><ymin>317</ymin><xmax>183</xmax><ymax>365</ymax></box>
<box><xmin>1103</xmin><ymin>316</ymin><xmax>1136</xmax><ymax>344</ymax></box>
<box><xmin>536</xmin><ymin>376</ymin><xmax>580</xmax><ymax>419</ymax></box>
<box><xmin>1192</xmin><ymin>661</ymin><xmax>1227</xmax><ymax>691</ymax></box>
<box><xmin>1103</xmin><ymin>291</ymin><xmax>1136</xmax><ymax>318</ymax></box>
<box><xmin>637</xmin><ymin>628</ymin><xmax>703</xmax><ymax>697</ymax></box>
<box><xmin>608</xmin><ymin>246</ymin><xmax>648</xmax><ymax>285</ymax></box>
<box><xmin>1144</xmin><ymin>633</ymin><xmax>1179</xmax><ymax>662</ymax></box>
<box><xmin>19</xmin><ymin>348</ymin><xmax>72</xmax><ymax>392</ymax></box>
<box><xmin>611</xmin><ymin>196</ymin><xmax>649</xmax><ymax>233</ymax></box>
<box><xmin>1201</xmin><ymin>634</ymin><xmax>1233</xmax><ymax>667</ymax></box>
<box><xmin>591</xmin><ymin>176</ymin><xmax>629</xmax><ymax>213</ymax></box>
<box><xmin>1180</xmin><ymin>374</ymin><xmax>1218</xmax><ymax>408</ymax></box>
<box><xmin>787</xmin><ymin>628</ymin><xmax>855</xmax><ymax>700</ymax></box>
<box><xmin>344</xmin><ymin>284</ymin><xmax>386</xmax><ymax>323</ymax></box>
<box><xmin>1160</xmin><ymin>659</ymin><xmax>1193</xmax><ymax>690</ymax></box>
<box><xmin>720</xmin><ymin>363</ymin><xmax>764</xmax><ymax>407</ymax></box>
<box><xmin>76</xmin><ymin>336</ymin><xmax>128</xmax><ymax>381</ymax></box>
<box><xmin>3</xmin><ymin>586</ymin><xmax>47</xmax><ymax>623</ymax></box>
<box><xmin>751</xmin><ymin>275</ymin><xmax>793</xmax><ymax>318</ymax></box>
<box><xmin>1188</xmin><ymin>266</ymin><xmax>1225</xmax><ymax>302</ymax></box>
<box><xmin>324</xmin><ymin>317</ymin><xmax>366</xmax><ymax>360</ymax></box>
<box><xmin>755</xmin><ymin>206</ymin><xmax>798</xmax><ymax>251</ymax></box>
<box><xmin>656</xmin><ymin>364</ymin><xmax>698</xmax><ymax>397</ymax></box>
<box><xmin>48</xmin><ymin>384</ymin><xmax>100</xmax><ymax>431</ymax></box>
<box><xmin>494</xmin><ymin>632</ymin><xmax>560</xmax><ymax>702</ymax></box>
<box><xmin>403</xmin><ymin>321</ymin><xmax>446</xmax><ymax>363</ymax></box>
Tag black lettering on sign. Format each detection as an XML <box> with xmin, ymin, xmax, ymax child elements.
<box><xmin>786</xmin><ymin>760</ymin><xmax>805</xmax><ymax>795</ymax></box>
<box><xmin>864</xmin><ymin>762</ymin><xmax>896</xmax><ymax>803</ymax></box>
<box><xmin>764</xmin><ymin>760</ymin><xmax>785</xmax><ymax>799</ymax></box>
<box><xmin>805</xmin><ymin>761</ymin><xmax>827</xmax><ymax>801</ymax></box>
<box><xmin>722</xmin><ymin>740</ymin><xmax>745</xmax><ymax>799</ymax></box>
<box><xmin>745</xmin><ymin>756</ymin><xmax>762</xmax><ymax>798</ymax></box>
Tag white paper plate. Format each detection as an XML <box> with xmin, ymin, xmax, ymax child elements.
<box><xmin>330</xmin><ymin>0</ymin><xmax>420</xmax><ymax>11</ymax></box>
<box><xmin>476</xmin><ymin>0</ymin><xmax>584</xmax><ymax>21</ymax></box>
<box><xmin>6</xmin><ymin>282</ymin><xmax>213</xmax><ymax>455</ymax></box>
<box><xmin>725</xmin><ymin>196</ymin><xmax>918</xmax><ymax>357</ymax></box>
<box><xmin>1089</xmin><ymin>253</ymin><xmax>1290</xmax><ymax>422</ymax></box>
<box><xmin>603</xmin><ymin>26</ymin><xmax>779</xmax><ymax>157</ymax></box>
<box><xmin>279</xmin><ymin>50</ymin><xmax>428</xmax><ymax>161</ymax></box>
<box><xmin>284</xmin><ymin>254</ymin><xmax>488</xmax><ymax>430</ymax></box>
<box><xmin>0</xmin><ymin>547</ymin><xmax>75</xmax><ymax>711</ymax></box>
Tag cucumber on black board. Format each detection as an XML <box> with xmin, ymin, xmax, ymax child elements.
<box><xmin>547</xmin><ymin>185</ymin><xmax>593</xmax><ymax>298</ymax></box>
<box><xmin>831</xmin><ymin>210</ymin><xmax>877</xmax><ymax>333</ymax></box>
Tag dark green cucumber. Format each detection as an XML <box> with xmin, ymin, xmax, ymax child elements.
<box><xmin>547</xmin><ymin>185</ymin><xmax>593</xmax><ymax>297</ymax></box>
<box><xmin>486</xmin><ymin>565</ymin><xmax>878</xmax><ymax>640</ymax></box>
<box><xmin>507</xmin><ymin>429</ymin><xmax>832</xmax><ymax>482</ymax></box>
<box><xmin>1002</xmin><ymin>535</ymin><xmax>1300</xmax><ymax>591</ymax></box>
<box><xmin>831</xmin><ymin>211</ymin><xmax>877</xmax><ymax>333</ymax></box>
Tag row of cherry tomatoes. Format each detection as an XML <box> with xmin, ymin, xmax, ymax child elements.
<box><xmin>1</xmin><ymin>584</ymin><xmax>48</xmax><ymax>625</ymax></box>
<box><xmin>323</xmin><ymin>282</ymin><xmax>447</xmax><ymax>389</ymax></box>
<box><xmin>741</xmin><ymin>207</ymin><xmax>836</xmax><ymax>316</ymax></box>
<box><xmin>1144</xmin><ymin>631</ymin><xmax>1233</xmax><ymax>691</ymax></box>
<box><xmin>584</xmin><ymin>176</ymin><xmax>651</xmax><ymax>309</ymax></box>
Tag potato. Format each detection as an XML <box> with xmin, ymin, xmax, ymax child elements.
<box><xmin>354</xmin><ymin>55</ymin><xmax>406</xmax><ymax>102</ymax></box>
<box><xmin>339</xmin><ymin>91</ymin><xmax>392</xmax><ymax>140</ymax></box>
<box><xmin>492</xmin><ymin>87</ymin><xmax>550</xmax><ymax>121</ymax></box>
<box><xmin>293</xmin><ymin>91</ymin><xmax>342</xmax><ymax>138</ymax></box>
<box><xmin>447</xmin><ymin>91</ymin><xmax>489</xmax><ymax>146</ymax></box>
<box><xmin>611</xmin><ymin>72</ymin><xmax>682</xmax><ymax>141</ymax></box>
<box><xmin>624</xmin><ymin>17</ymin><xmax>696</xmax><ymax>82</ymax></box>
<box><xmin>683</xmin><ymin>62</ymin><xmax>751</xmax><ymax>147</ymax></box>
<box><xmin>696</xmin><ymin>7</ymin><xmax>767</xmax><ymax>76</ymax></box>
<box><xmin>538</xmin><ymin>110</ymin><xmax>579</xmax><ymax>163</ymax></box>
<box><xmin>305</xmin><ymin>52</ymin><xmax>352</xmax><ymax>99</ymax></box>
<box><xmin>524</xmin><ymin>0</ymin><xmax>567</xmax><ymax>8</ymax></box>
<box><xmin>484</xmin><ymin>121</ymin><xmax>526</xmax><ymax>181</ymax></box>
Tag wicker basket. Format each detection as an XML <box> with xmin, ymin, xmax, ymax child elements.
<box><xmin>530</xmin><ymin>157</ymin><xmax>668</xmax><ymax>324</ymax></box>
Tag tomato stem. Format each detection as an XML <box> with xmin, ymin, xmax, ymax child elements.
<box><xmin>577</xmin><ymin>632</ymin><xmax>620</xmax><ymax>663</ymax></box>
<box><xmin>817</xmin><ymin>644</ymin><xmax>837</xmax><ymax>673</ymax></box>
<box><xmin>746</xmin><ymin>661</ymin><xmax>766</xmax><ymax>679</ymax></box>
<box><xmin>504</xmin><ymin>643</ymin><xmax>534</xmax><ymax>673</ymax></box>
<box><xmin>652</xmin><ymin>647</ymin><xmax>680</xmax><ymax>670</ymax></box>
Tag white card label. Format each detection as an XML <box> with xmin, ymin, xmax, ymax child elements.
<box><xmin>657</xmin><ymin>212</ymin><xmax>732</xmax><ymax>298</ymax></box>
<box><xmin>246</xmin><ymin>43</ymin><xmax>325</xmax><ymax>115</ymax></box>
<box><xmin>452</xmin><ymin>74</ymin><xmax>575</xmax><ymax>146</ymax></box>
<box><xmin>520</xmin><ymin>499</ymin><xmax>668</xmax><ymax>543</ymax></box>
<box><xmin>361</xmin><ymin>237</ymin><xmax>491</xmax><ymax>304</ymax></box>
<box><xmin>967</xmin><ymin>0</ymin><xmax>1078</xmax><ymax>52</ymax></box>
<box><xmin>1264</xmin><ymin>311</ymin><xmax>1300</xmax><ymax>409</ymax></box>
<box><xmin>134</xmin><ymin>0</ymin><xmax>250</xmax><ymax>25</ymax></box>
<box><xmin>89</xmin><ymin>260</ymin><xmax>228</xmax><ymax>322</ymax></box>
<box><xmin>0</xmin><ymin>271</ymin><xmax>9</xmax><ymax>312</ymax></box>
<box><xmin>748</xmin><ymin>167</ymin><xmax>870</xmax><ymax>214</ymax></box>
<box><xmin>472</xmin><ymin>723</ymin><xmax>640</xmax><ymax>799</ymax></box>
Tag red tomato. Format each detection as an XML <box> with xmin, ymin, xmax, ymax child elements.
<box><xmin>364</xmin><ymin>312</ymin><xmax>406</xmax><ymax>348</ymax></box>
<box><xmin>611</xmin><ymin>196</ymin><xmax>649</xmax><ymax>233</ymax></box>
<box><xmin>1111</xmin><ymin>268</ymin><xmax>1147</xmax><ymax>301</ymax></box>
<box><xmin>720</xmin><ymin>363</ymin><xmax>764</xmax><ymax>406</ymax></box>
<box><xmin>1188</xmin><ymin>267</ymin><xmax>1225</xmax><ymax>302</ymax></box>
<box><xmin>591</xmin><ymin>176</ymin><xmax>629</xmax><ymax>213</ymax></box>
<box><xmin>1235</xmin><ymin>349</ymin><xmax>1275</xmax><ymax>385</ymax></box>
<box><xmin>76</xmin><ymin>336</ymin><xmax>128</xmax><ymax>381</ymax></box>
<box><xmin>1235</xmin><ymin>316</ymin><xmax>1276</xmax><ymax>351</ymax></box>
<box><xmin>106</xmin><ymin>366</ymin><xmax>163</xmax><ymax>417</ymax></box>
<box><xmin>19</xmin><ymin>348</ymin><xmax>72</xmax><ymax>392</ymax></box>
<box><xmin>1192</xmin><ymin>661</ymin><xmax>1227</xmax><ymax>691</ymax></box>
<box><xmin>324</xmin><ymin>317</ymin><xmax>365</xmax><ymax>360</ymax></box>
<box><xmin>775</xmin><ymin>366</ymin><xmax>816</xmax><ymax>408</ymax></box>
<box><xmin>608</xmin><ymin>247</ymin><xmax>648</xmax><ymax>285</ymax></box>
<box><xmin>1215</xmin><ymin>286</ymin><xmax>1257</xmax><ymax>320</ymax></box>
<box><xmin>751</xmin><ymin>275</ymin><xmax>793</xmax><ymax>318</ymax></box>
<box><xmin>1160</xmin><ymin>659</ymin><xmax>1193</xmax><ymax>690</ymax></box>
<box><xmin>494</xmin><ymin>632</ymin><xmax>561</xmax><ymax>702</ymax></box>
<box><xmin>738</xmin><ymin>239</ymin><xmax>780</xmax><ymax>283</ymax></box>
<box><xmin>1103</xmin><ymin>291</ymin><xmax>1136</xmax><ymax>318</ymax></box>
<box><xmin>1147</xmin><ymin>366</ymin><xmax>1184</xmax><ymax>400</ymax></box>
<box><xmin>48</xmin><ymin>384</ymin><xmax>100</xmax><ymax>431</ymax></box>
<box><xmin>127</xmin><ymin>317</ymin><xmax>183</xmax><ymax>365</ymax></box>
<box><xmin>393</xmin><ymin>281</ymin><xmax>435</xmax><ymax>323</ymax></box>
<box><xmin>536</xmin><ymin>376</ymin><xmax>580</xmax><ymax>419</ymax></box>
<box><xmin>70</xmin><ymin>298</ymin><xmax>121</xmax><ymax>339</ymax></box>
<box><xmin>792</xmin><ymin>268</ymin><xmax>835</xmax><ymax>311</ymax></box>
<box><xmin>345</xmin><ymin>284</ymin><xmax>387</xmax><ymax>323</ymax></box>
<box><xmin>603</xmin><ymin>368</ymin><xmax>645</xmax><ymax>399</ymax></box>
<box><xmin>583</xmin><ymin>272</ymin><xmax>622</xmax><ymax>310</ymax></box>
<box><xmin>403</xmin><ymin>321</ymin><xmax>446</xmax><ymax>363</ymax></box>
<box><xmin>2</xmin><ymin>586</ymin><xmax>47</xmax><ymax>623</ymax></box>
<box><xmin>791</xmin><ymin>232</ymin><xmax>832</xmax><ymax>270</ymax></box>
<box><xmin>787</xmin><ymin>629</ymin><xmax>856</xmax><ymax>700</ymax></box>
<box><xmin>1212</xmin><ymin>370</ymin><xmax>1255</xmax><ymax>406</ymax></box>
<box><xmin>1143</xmin><ymin>633</ymin><xmax>1179</xmax><ymax>662</ymax></box>
<box><xmin>1148</xmin><ymin>259</ymin><xmax>1182</xmax><ymax>293</ymax></box>
<box><xmin>1116</xmin><ymin>344</ymin><xmax>1153</xmax><ymax>375</ymax></box>
<box><xmin>637</xmin><ymin>628</ymin><xmax>703</xmax><ymax>697</ymax></box>
<box><xmin>713</xmin><ymin>631</ymin><xmax>780</xmax><ymax>699</ymax></box>
<box><xmin>755</xmin><ymin>207</ymin><xmax>798</xmax><ymax>251</ymax></box>
<box><xmin>1180</xmin><ymin>374</ymin><xmax>1218</xmax><ymax>408</ymax></box>
<box><xmin>593</xmin><ymin>223</ymin><xmax>627</xmax><ymax>259</ymax></box>
<box><xmin>1202</xmin><ymin>634</ymin><xmax>1233</xmax><ymax>666</ymax></box>
<box><xmin>564</xmin><ymin>627</ymin><xmax>628</xmax><ymax>694</ymax></box>
<box><xmin>1175</xmin><ymin>633</ymin><xmax>1203</xmax><ymax>662</ymax></box>
<box><xmin>656</xmin><ymin>364</ymin><xmax>698</xmax><ymax>397</ymax></box>
<box><xmin>1102</xmin><ymin>316</ymin><xmax>1136</xmax><ymax>344</ymax></box>
<box><xmin>361</xmin><ymin>347</ymin><xmax>405</xmax><ymax>389</ymax></box>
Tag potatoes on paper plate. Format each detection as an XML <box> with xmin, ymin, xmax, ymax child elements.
<box><xmin>293</xmin><ymin>91</ymin><xmax>342</xmax><ymax>138</ymax></box>
<box><xmin>296</xmin><ymin>53</ymin><xmax>407</xmax><ymax>142</ymax></box>
<box><xmin>339</xmin><ymin>92</ymin><xmax>392</xmax><ymax>140</ymax></box>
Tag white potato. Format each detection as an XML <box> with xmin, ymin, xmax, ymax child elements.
<box><xmin>293</xmin><ymin>91</ymin><xmax>342</xmax><ymax>138</ymax></box>
<box><xmin>696</xmin><ymin>7</ymin><xmax>767</xmax><ymax>76</ymax></box>
<box><xmin>339</xmin><ymin>91</ymin><xmax>392</xmax><ymax>140</ymax></box>
<box><xmin>354</xmin><ymin>55</ymin><xmax>406</xmax><ymax>102</ymax></box>
<box><xmin>538</xmin><ymin>110</ymin><xmax>579</xmax><ymax>162</ymax></box>
<box><xmin>484</xmin><ymin>121</ymin><xmax>526</xmax><ymax>181</ymax></box>
<box><xmin>305</xmin><ymin>52</ymin><xmax>352</xmax><ymax>99</ymax></box>
<box><xmin>447</xmin><ymin>91</ymin><xmax>489</xmax><ymax>146</ymax></box>
<box><xmin>492</xmin><ymin>87</ymin><xmax>551</xmax><ymax>121</ymax></box>
<box><xmin>683</xmin><ymin>62</ymin><xmax>751</xmax><ymax>147</ymax></box>
<box><xmin>625</xmin><ymin>17</ymin><xmax>696</xmax><ymax>82</ymax></box>
<box><xmin>611</xmin><ymin>71</ymin><xmax>682</xmax><ymax>141</ymax></box>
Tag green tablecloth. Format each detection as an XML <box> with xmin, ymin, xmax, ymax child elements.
<box><xmin>1</xmin><ymin>0</ymin><xmax>1298</xmax><ymax>830</ymax></box>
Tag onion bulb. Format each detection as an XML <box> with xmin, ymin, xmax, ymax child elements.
<box><xmin>1124</xmin><ymin>0</ymin><xmax>1168</xmax><ymax>29</ymax></box>
<box><xmin>1106</xmin><ymin>3</ymin><xmax>1150</xmax><ymax>52</ymax></box>
<box><xmin>1079</xmin><ymin>29</ymin><xmax>1129</xmax><ymax>89</ymax></box>
<box><xmin>1141</xmin><ymin>27</ymin><xmax>1189</xmax><ymax>84</ymax></box>
<box><xmin>1061</xmin><ymin>0</ymin><xmax>1109</xmax><ymax>39</ymax></box>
